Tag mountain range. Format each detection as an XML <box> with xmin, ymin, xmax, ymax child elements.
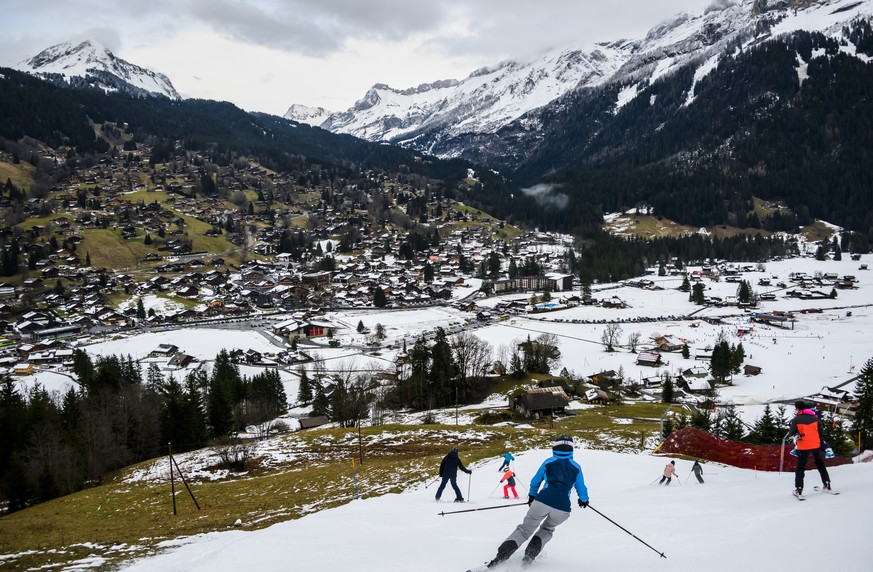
<box><xmin>286</xmin><ymin>0</ymin><xmax>873</xmax><ymax>170</ymax></box>
<box><xmin>5</xmin><ymin>0</ymin><xmax>873</xmax><ymax>240</ymax></box>
<box><xmin>15</xmin><ymin>40</ymin><xmax>180</xmax><ymax>100</ymax></box>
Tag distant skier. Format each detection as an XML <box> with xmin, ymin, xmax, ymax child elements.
<box><xmin>498</xmin><ymin>452</ymin><xmax>515</xmax><ymax>472</ymax></box>
<box><xmin>435</xmin><ymin>447</ymin><xmax>472</xmax><ymax>503</ymax></box>
<box><xmin>500</xmin><ymin>468</ymin><xmax>519</xmax><ymax>499</ymax></box>
<box><xmin>691</xmin><ymin>460</ymin><xmax>704</xmax><ymax>484</ymax></box>
<box><xmin>788</xmin><ymin>400</ymin><xmax>832</xmax><ymax>498</ymax></box>
<box><xmin>480</xmin><ymin>434</ymin><xmax>588</xmax><ymax>567</ymax></box>
<box><xmin>659</xmin><ymin>460</ymin><xmax>678</xmax><ymax>485</ymax></box>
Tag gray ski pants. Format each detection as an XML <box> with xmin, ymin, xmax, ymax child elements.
<box><xmin>506</xmin><ymin>500</ymin><xmax>571</xmax><ymax>549</ymax></box>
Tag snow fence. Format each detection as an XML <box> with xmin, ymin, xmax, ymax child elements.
<box><xmin>658</xmin><ymin>427</ymin><xmax>853</xmax><ymax>472</ymax></box>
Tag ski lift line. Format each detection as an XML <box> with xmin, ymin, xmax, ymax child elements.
<box><xmin>498</xmin><ymin>323</ymin><xmax>604</xmax><ymax>346</ymax></box>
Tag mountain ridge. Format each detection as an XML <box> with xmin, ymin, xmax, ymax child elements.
<box><xmin>16</xmin><ymin>39</ymin><xmax>180</xmax><ymax>100</ymax></box>
<box><xmin>290</xmin><ymin>0</ymin><xmax>873</xmax><ymax>166</ymax></box>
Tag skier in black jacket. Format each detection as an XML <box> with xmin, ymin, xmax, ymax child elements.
<box><xmin>435</xmin><ymin>447</ymin><xmax>472</xmax><ymax>502</ymax></box>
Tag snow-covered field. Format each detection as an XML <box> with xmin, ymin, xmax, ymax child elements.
<box><xmin>119</xmin><ymin>448</ymin><xmax>873</xmax><ymax>572</ymax></box>
<box><xmin>19</xmin><ymin>256</ymin><xmax>873</xmax><ymax>428</ymax></box>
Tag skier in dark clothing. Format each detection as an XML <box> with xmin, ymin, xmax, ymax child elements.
<box><xmin>788</xmin><ymin>400</ymin><xmax>832</xmax><ymax>498</ymax></box>
<box><xmin>482</xmin><ymin>435</ymin><xmax>588</xmax><ymax>568</ymax></box>
<box><xmin>691</xmin><ymin>460</ymin><xmax>704</xmax><ymax>484</ymax></box>
<box><xmin>435</xmin><ymin>447</ymin><xmax>472</xmax><ymax>502</ymax></box>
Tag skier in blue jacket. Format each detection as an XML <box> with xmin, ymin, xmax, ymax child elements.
<box><xmin>498</xmin><ymin>452</ymin><xmax>515</xmax><ymax>471</ymax></box>
<box><xmin>483</xmin><ymin>434</ymin><xmax>589</xmax><ymax>567</ymax></box>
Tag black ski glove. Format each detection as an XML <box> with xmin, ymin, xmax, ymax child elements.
<box><xmin>527</xmin><ymin>494</ymin><xmax>536</xmax><ymax>506</ymax></box>
<box><xmin>578</xmin><ymin>499</ymin><xmax>589</xmax><ymax>508</ymax></box>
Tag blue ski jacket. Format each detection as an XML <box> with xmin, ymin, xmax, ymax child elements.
<box><xmin>529</xmin><ymin>450</ymin><xmax>588</xmax><ymax>512</ymax></box>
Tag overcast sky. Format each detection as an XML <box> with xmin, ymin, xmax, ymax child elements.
<box><xmin>0</xmin><ymin>1</ymin><xmax>717</xmax><ymax>116</ymax></box>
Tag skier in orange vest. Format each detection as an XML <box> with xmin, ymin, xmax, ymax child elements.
<box><xmin>500</xmin><ymin>468</ymin><xmax>519</xmax><ymax>499</ymax></box>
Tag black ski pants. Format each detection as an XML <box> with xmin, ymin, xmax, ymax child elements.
<box><xmin>794</xmin><ymin>448</ymin><xmax>830</xmax><ymax>490</ymax></box>
<box><xmin>435</xmin><ymin>474</ymin><xmax>463</xmax><ymax>500</ymax></box>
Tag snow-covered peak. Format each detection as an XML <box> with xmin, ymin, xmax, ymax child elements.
<box><xmin>318</xmin><ymin>39</ymin><xmax>624</xmax><ymax>143</ymax></box>
<box><xmin>17</xmin><ymin>39</ymin><xmax>181</xmax><ymax>100</ymax></box>
<box><xmin>295</xmin><ymin>0</ymin><xmax>873</xmax><ymax>161</ymax></box>
<box><xmin>283</xmin><ymin>103</ymin><xmax>332</xmax><ymax>127</ymax></box>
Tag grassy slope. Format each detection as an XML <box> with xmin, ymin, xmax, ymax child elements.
<box><xmin>79</xmin><ymin>228</ymin><xmax>153</xmax><ymax>269</ymax></box>
<box><xmin>0</xmin><ymin>404</ymin><xmax>666</xmax><ymax>569</ymax></box>
<box><xmin>0</xmin><ymin>160</ymin><xmax>36</xmax><ymax>189</ymax></box>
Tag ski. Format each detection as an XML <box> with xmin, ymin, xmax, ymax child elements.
<box><xmin>465</xmin><ymin>564</ymin><xmax>491</xmax><ymax>572</ymax></box>
<box><xmin>813</xmin><ymin>486</ymin><xmax>840</xmax><ymax>495</ymax></box>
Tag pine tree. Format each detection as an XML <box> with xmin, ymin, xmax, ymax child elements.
<box><xmin>852</xmin><ymin>357</ymin><xmax>873</xmax><ymax>451</ymax></box>
<box><xmin>311</xmin><ymin>384</ymin><xmax>330</xmax><ymax>417</ymax></box>
<box><xmin>679</xmin><ymin>275</ymin><xmax>691</xmax><ymax>292</ymax></box>
<box><xmin>714</xmin><ymin>405</ymin><xmax>746</xmax><ymax>441</ymax></box>
<box><xmin>749</xmin><ymin>404</ymin><xmax>781</xmax><ymax>444</ymax></box>
<box><xmin>661</xmin><ymin>374</ymin><xmax>674</xmax><ymax>403</ymax></box>
<box><xmin>820</xmin><ymin>413</ymin><xmax>851</xmax><ymax>456</ymax></box>
<box><xmin>690</xmin><ymin>282</ymin><xmax>706</xmax><ymax>304</ymax></box>
<box><xmin>373</xmin><ymin>286</ymin><xmax>387</xmax><ymax>308</ymax></box>
<box><xmin>297</xmin><ymin>369</ymin><xmax>313</xmax><ymax>404</ymax></box>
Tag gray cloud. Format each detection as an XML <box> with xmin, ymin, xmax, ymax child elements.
<box><xmin>180</xmin><ymin>0</ymin><xmax>456</xmax><ymax>57</ymax></box>
<box><xmin>520</xmin><ymin>183</ymin><xmax>570</xmax><ymax>210</ymax></box>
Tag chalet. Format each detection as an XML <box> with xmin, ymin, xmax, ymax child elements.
<box><xmin>298</xmin><ymin>415</ymin><xmax>330</xmax><ymax>430</ymax></box>
<box><xmin>676</xmin><ymin>376</ymin><xmax>713</xmax><ymax>394</ymax></box>
<box><xmin>653</xmin><ymin>335</ymin><xmax>684</xmax><ymax>352</ymax></box>
<box><xmin>13</xmin><ymin>363</ymin><xmax>34</xmax><ymax>375</ymax></box>
<box><xmin>584</xmin><ymin>387</ymin><xmax>611</xmax><ymax>404</ymax></box>
<box><xmin>589</xmin><ymin>370</ymin><xmax>619</xmax><ymax>386</ymax></box>
<box><xmin>743</xmin><ymin>364</ymin><xmax>762</xmax><ymax>376</ymax></box>
<box><xmin>636</xmin><ymin>351</ymin><xmax>663</xmax><ymax>367</ymax></box>
<box><xmin>537</xmin><ymin>377</ymin><xmax>573</xmax><ymax>394</ymax></box>
<box><xmin>682</xmin><ymin>366</ymin><xmax>710</xmax><ymax>379</ymax></box>
<box><xmin>304</xmin><ymin>319</ymin><xmax>336</xmax><ymax>338</ymax></box>
<box><xmin>512</xmin><ymin>387</ymin><xmax>572</xmax><ymax>419</ymax></box>
<box><xmin>168</xmin><ymin>353</ymin><xmax>196</xmax><ymax>368</ymax></box>
<box><xmin>150</xmin><ymin>344</ymin><xmax>179</xmax><ymax>357</ymax></box>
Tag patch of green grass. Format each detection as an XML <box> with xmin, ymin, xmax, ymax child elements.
<box><xmin>0</xmin><ymin>160</ymin><xmax>36</xmax><ymax>189</ymax></box>
<box><xmin>79</xmin><ymin>228</ymin><xmax>156</xmax><ymax>269</ymax></box>
<box><xmin>800</xmin><ymin>221</ymin><xmax>834</xmax><ymax>243</ymax></box>
<box><xmin>0</xmin><ymin>395</ymin><xmax>669</xmax><ymax>571</ymax></box>
<box><xmin>121</xmin><ymin>189</ymin><xmax>170</xmax><ymax>204</ymax></box>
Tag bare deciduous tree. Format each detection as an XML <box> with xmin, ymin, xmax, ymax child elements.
<box><xmin>450</xmin><ymin>333</ymin><xmax>493</xmax><ymax>400</ymax></box>
<box><xmin>627</xmin><ymin>331</ymin><xmax>641</xmax><ymax>353</ymax></box>
<box><xmin>601</xmin><ymin>323</ymin><xmax>623</xmax><ymax>352</ymax></box>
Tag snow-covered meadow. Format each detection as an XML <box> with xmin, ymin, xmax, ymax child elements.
<box><xmin>18</xmin><ymin>256</ymin><xmax>873</xmax><ymax>430</ymax></box>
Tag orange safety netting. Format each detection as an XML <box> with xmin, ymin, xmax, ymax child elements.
<box><xmin>657</xmin><ymin>427</ymin><xmax>853</xmax><ymax>471</ymax></box>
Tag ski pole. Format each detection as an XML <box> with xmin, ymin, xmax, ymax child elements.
<box><xmin>425</xmin><ymin>477</ymin><xmax>440</xmax><ymax>489</ymax></box>
<box><xmin>649</xmin><ymin>476</ymin><xmax>660</xmax><ymax>485</ymax></box>
<box><xmin>489</xmin><ymin>481</ymin><xmax>502</xmax><ymax>497</ymax></box>
<box><xmin>587</xmin><ymin>504</ymin><xmax>667</xmax><ymax>559</ymax></box>
<box><xmin>439</xmin><ymin>502</ymin><xmax>528</xmax><ymax>516</ymax></box>
<box><xmin>467</xmin><ymin>472</ymin><xmax>472</xmax><ymax>501</ymax></box>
